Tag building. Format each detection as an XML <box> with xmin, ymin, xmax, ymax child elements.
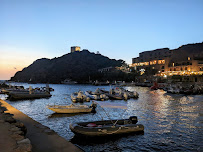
<box><xmin>131</xmin><ymin>48</ymin><xmax>172</xmax><ymax>74</ymax></box>
<box><xmin>131</xmin><ymin>43</ymin><xmax>203</xmax><ymax>78</ymax></box>
<box><xmin>71</xmin><ymin>46</ymin><xmax>81</xmax><ymax>53</ymax></box>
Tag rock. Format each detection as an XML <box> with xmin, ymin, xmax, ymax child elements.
<box><xmin>4</xmin><ymin>116</ymin><xmax>16</xmax><ymax>123</ymax></box>
<box><xmin>0</xmin><ymin>119</ymin><xmax>5</xmax><ymax>123</ymax></box>
<box><xmin>14</xmin><ymin>121</ymin><xmax>27</xmax><ymax>135</ymax></box>
<box><xmin>9</xmin><ymin>126</ymin><xmax>21</xmax><ymax>132</ymax></box>
<box><xmin>15</xmin><ymin>138</ymin><xmax>32</xmax><ymax>152</ymax></box>
<box><xmin>17</xmin><ymin>138</ymin><xmax>31</xmax><ymax>145</ymax></box>
<box><xmin>4</xmin><ymin>113</ymin><xmax>14</xmax><ymax>117</ymax></box>
<box><xmin>3</xmin><ymin>113</ymin><xmax>16</xmax><ymax>123</ymax></box>
<box><xmin>14</xmin><ymin>130</ymin><xmax>24</xmax><ymax>136</ymax></box>
<box><xmin>11</xmin><ymin>134</ymin><xmax>24</xmax><ymax>141</ymax></box>
<box><xmin>0</xmin><ymin>106</ymin><xmax>7</xmax><ymax>113</ymax></box>
<box><xmin>14</xmin><ymin>121</ymin><xmax>25</xmax><ymax>128</ymax></box>
<box><xmin>14</xmin><ymin>143</ymin><xmax>32</xmax><ymax>152</ymax></box>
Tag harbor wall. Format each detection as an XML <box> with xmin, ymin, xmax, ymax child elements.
<box><xmin>0</xmin><ymin>99</ymin><xmax>83</xmax><ymax>152</ymax></box>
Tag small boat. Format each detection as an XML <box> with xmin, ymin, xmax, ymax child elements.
<box><xmin>85</xmin><ymin>91</ymin><xmax>101</xmax><ymax>100</ymax></box>
<box><xmin>0</xmin><ymin>89</ymin><xmax>5</xmax><ymax>94</ymax></box>
<box><xmin>47</xmin><ymin>102</ymin><xmax>97</xmax><ymax>114</ymax></box>
<box><xmin>71</xmin><ymin>91</ymin><xmax>90</xmax><ymax>103</ymax></box>
<box><xmin>61</xmin><ymin>79</ymin><xmax>77</xmax><ymax>84</ymax></box>
<box><xmin>8</xmin><ymin>91</ymin><xmax>51</xmax><ymax>100</ymax></box>
<box><xmin>150</xmin><ymin>82</ymin><xmax>159</xmax><ymax>90</ymax></box>
<box><xmin>114</xmin><ymin>87</ymin><xmax>139</xmax><ymax>99</ymax></box>
<box><xmin>98</xmin><ymin>88</ymin><xmax>138</xmax><ymax>100</ymax></box>
<box><xmin>97</xmin><ymin>88</ymin><xmax>123</xmax><ymax>100</ymax></box>
<box><xmin>70</xmin><ymin>116</ymin><xmax>144</xmax><ymax>137</ymax></box>
<box><xmin>85</xmin><ymin>91</ymin><xmax>109</xmax><ymax>101</ymax></box>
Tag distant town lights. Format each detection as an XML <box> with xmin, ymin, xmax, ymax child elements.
<box><xmin>159</xmin><ymin>71</ymin><xmax>203</xmax><ymax>77</ymax></box>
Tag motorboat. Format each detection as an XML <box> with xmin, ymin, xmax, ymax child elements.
<box><xmin>70</xmin><ymin>116</ymin><xmax>144</xmax><ymax>137</ymax></box>
<box><xmin>85</xmin><ymin>91</ymin><xmax>101</xmax><ymax>100</ymax></box>
<box><xmin>71</xmin><ymin>91</ymin><xmax>90</xmax><ymax>103</ymax></box>
<box><xmin>8</xmin><ymin>91</ymin><xmax>51</xmax><ymax>100</ymax></box>
<box><xmin>7</xmin><ymin>86</ymin><xmax>51</xmax><ymax>100</ymax></box>
<box><xmin>85</xmin><ymin>91</ymin><xmax>109</xmax><ymax>101</ymax></box>
<box><xmin>97</xmin><ymin>88</ymin><xmax>138</xmax><ymax>100</ymax></box>
<box><xmin>114</xmin><ymin>87</ymin><xmax>139</xmax><ymax>99</ymax></box>
<box><xmin>47</xmin><ymin>102</ymin><xmax>97</xmax><ymax>114</ymax></box>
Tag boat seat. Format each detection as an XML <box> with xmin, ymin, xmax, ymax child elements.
<box><xmin>87</xmin><ymin>123</ymin><xmax>97</xmax><ymax>127</ymax></box>
<box><xmin>86</xmin><ymin>123</ymin><xmax>103</xmax><ymax>127</ymax></box>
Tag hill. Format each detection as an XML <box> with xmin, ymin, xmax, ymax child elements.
<box><xmin>170</xmin><ymin>42</ymin><xmax>203</xmax><ymax>62</ymax></box>
<box><xmin>11</xmin><ymin>50</ymin><xmax>124</xmax><ymax>83</ymax></box>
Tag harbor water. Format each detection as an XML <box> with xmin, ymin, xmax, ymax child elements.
<box><xmin>1</xmin><ymin>83</ymin><xmax>202</xmax><ymax>152</ymax></box>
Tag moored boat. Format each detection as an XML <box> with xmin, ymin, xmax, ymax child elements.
<box><xmin>70</xmin><ymin>116</ymin><xmax>144</xmax><ymax>137</ymax></box>
<box><xmin>96</xmin><ymin>88</ymin><xmax>139</xmax><ymax>100</ymax></box>
<box><xmin>47</xmin><ymin>102</ymin><xmax>97</xmax><ymax>114</ymax></box>
<box><xmin>85</xmin><ymin>91</ymin><xmax>109</xmax><ymax>101</ymax></box>
<box><xmin>8</xmin><ymin>91</ymin><xmax>51</xmax><ymax>100</ymax></box>
<box><xmin>85</xmin><ymin>91</ymin><xmax>101</xmax><ymax>100</ymax></box>
<box><xmin>71</xmin><ymin>91</ymin><xmax>90</xmax><ymax>103</ymax></box>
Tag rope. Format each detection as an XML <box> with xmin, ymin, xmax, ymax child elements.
<box><xmin>98</xmin><ymin>126</ymin><xmax>122</xmax><ymax>134</ymax></box>
<box><xmin>100</xmin><ymin>105</ymin><xmax>114</xmax><ymax>124</ymax></box>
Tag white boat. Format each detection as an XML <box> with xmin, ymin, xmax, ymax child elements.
<box><xmin>114</xmin><ymin>87</ymin><xmax>139</xmax><ymax>99</ymax></box>
<box><xmin>71</xmin><ymin>91</ymin><xmax>90</xmax><ymax>103</ymax></box>
<box><xmin>85</xmin><ymin>91</ymin><xmax>100</xmax><ymax>100</ymax></box>
<box><xmin>61</xmin><ymin>79</ymin><xmax>77</xmax><ymax>84</ymax></box>
<box><xmin>47</xmin><ymin>103</ymin><xmax>97</xmax><ymax>114</ymax></box>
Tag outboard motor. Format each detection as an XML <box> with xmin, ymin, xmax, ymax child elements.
<box><xmin>129</xmin><ymin>116</ymin><xmax>138</xmax><ymax>124</ymax></box>
<box><xmin>90</xmin><ymin>102</ymin><xmax>97</xmax><ymax>113</ymax></box>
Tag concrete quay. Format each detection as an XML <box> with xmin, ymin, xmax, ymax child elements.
<box><xmin>0</xmin><ymin>99</ymin><xmax>83</xmax><ymax>152</ymax></box>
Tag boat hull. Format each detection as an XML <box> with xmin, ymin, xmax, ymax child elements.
<box><xmin>47</xmin><ymin>105</ymin><xmax>94</xmax><ymax>114</ymax></box>
<box><xmin>8</xmin><ymin>92</ymin><xmax>51</xmax><ymax>100</ymax></box>
<box><xmin>70</xmin><ymin>119</ymin><xmax>144</xmax><ymax>137</ymax></box>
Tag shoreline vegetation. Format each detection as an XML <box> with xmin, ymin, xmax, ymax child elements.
<box><xmin>0</xmin><ymin>99</ymin><xmax>83</xmax><ymax>152</ymax></box>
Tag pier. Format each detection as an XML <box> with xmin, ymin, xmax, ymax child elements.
<box><xmin>0</xmin><ymin>99</ymin><xmax>83</xmax><ymax>152</ymax></box>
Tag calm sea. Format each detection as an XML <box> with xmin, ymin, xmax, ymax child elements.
<box><xmin>1</xmin><ymin>83</ymin><xmax>202</xmax><ymax>152</ymax></box>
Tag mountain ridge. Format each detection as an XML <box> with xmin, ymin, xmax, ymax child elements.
<box><xmin>11</xmin><ymin>50</ymin><xmax>124</xmax><ymax>83</ymax></box>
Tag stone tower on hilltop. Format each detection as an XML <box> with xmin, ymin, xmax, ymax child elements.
<box><xmin>71</xmin><ymin>46</ymin><xmax>80</xmax><ymax>53</ymax></box>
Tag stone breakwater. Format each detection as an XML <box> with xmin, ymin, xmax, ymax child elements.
<box><xmin>0</xmin><ymin>101</ymin><xmax>32</xmax><ymax>152</ymax></box>
<box><xmin>0</xmin><ymin>99</ymin><xmax>83</xmax><ymax>152</ymax></box>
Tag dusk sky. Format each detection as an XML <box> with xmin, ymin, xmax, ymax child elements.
<box><xmin>1</xmin><ymin>0</ymin><xmax>203</xmax><ymax>80</ymax></box>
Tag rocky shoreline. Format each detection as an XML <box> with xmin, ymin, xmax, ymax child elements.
<box><xmin>0</xmin><ymin>101</ymin><xmax>32</xmax><ymax>152</ymax></box>
<box><xmin>0</xmin><ymin>99</ymin><xmax>83</xmax><ymax>152</ymax></box>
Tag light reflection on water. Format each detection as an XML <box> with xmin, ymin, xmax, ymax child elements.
<box><xmin>2</xmin><ymin>83</ymin><xmax>203</xmax><ymax>152</ymax></box>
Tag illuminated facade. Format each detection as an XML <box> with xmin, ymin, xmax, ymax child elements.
<box><xmin>161</xmin><ymin>57</ymin><xmax>203</xmax><ymax>76</ymax></box>
<box><xmin>131</xmin><ymin>46</ymin><xmax>203</xmax><ymax>77</ymax></box>
<box><xmin>71</xmin><ymin>46</ymin><xmax>81</xmax><ymax>53</ymax></box>
<box><xmin>131</xmin><ymin>48</ymin><xmax>172</xmax><ymax>73</ymax></box>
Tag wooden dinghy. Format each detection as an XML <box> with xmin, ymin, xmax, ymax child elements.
<box><xmin>70</xmin><ymin>116</ymin><xmax>144</xmax><ymax>137</ymax></box>
<box><xmin>47</xmin><ymin>102</ymin><xmax>97</xmax><ymax>114</ymax></box>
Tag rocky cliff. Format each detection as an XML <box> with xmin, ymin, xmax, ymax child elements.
<box><xmin>11</xmin><ymin>50</ymin><xmax>123</xmax><ymax>83</ymax></box>
<box><xmin>170</xmin><ymin>42</ymin><xmax>203</xmax><ymax>61</ymax></box>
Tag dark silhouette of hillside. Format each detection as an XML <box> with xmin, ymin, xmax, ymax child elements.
<box><xmin>10</xmin><ymin>50</ymin><xmax>124</xmax><ymax>83</ymax></box>
<box><xmin>170</xmin><ymin>42</ymin><xmax>203</xmax><ymax>62</ymax></box>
